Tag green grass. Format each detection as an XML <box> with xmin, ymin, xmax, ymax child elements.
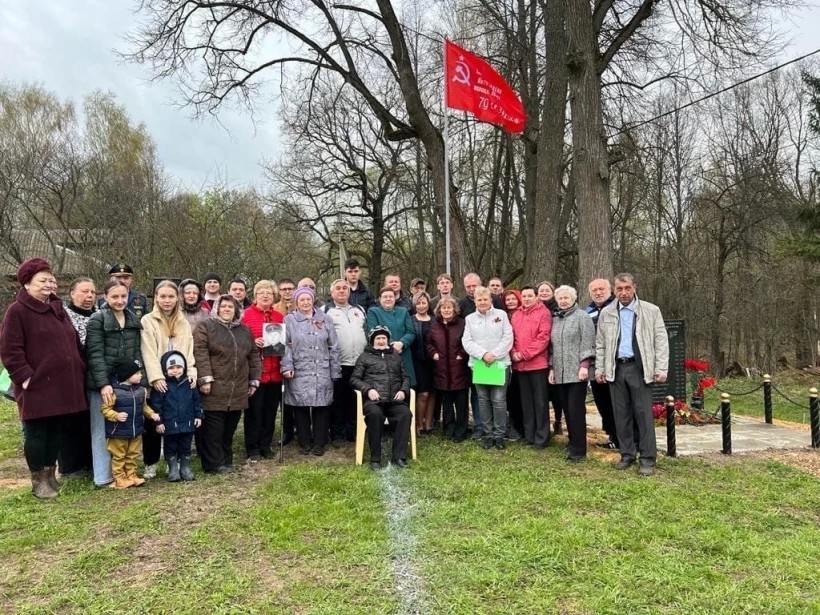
<box><xmin>1</xmin><ymin>397</ymin><xmax>819</xmax><ymax>614</ymax></box>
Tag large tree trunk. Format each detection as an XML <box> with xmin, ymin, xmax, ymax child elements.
<box><xmin>527</xmin><ymin>0</ymin><xmax>568</xmax><ymax>283</ymax></box>
<box><xmin>566</xmin><ymin>0</ymin><xmax>613</xmax><ymax>291</ymax></box>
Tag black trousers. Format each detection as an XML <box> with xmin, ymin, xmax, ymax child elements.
<box><xmin>164</xmin><ymin>432</ymin><xmax>194</xmax><ymax>459</ymax></box>
<box><xmin>440</xmin><ymin>389</ymin><xmax>469</xmax><ymax>440</ymax></box>
<box><xmin>22</xmin><ymin>415</ymin><xmax>63</xmax><ymax>471</ymax></box>
<box><xmin>58</xmin><ymin>410</ymin><xmax>92</xmax><ymax>474</ymax></box>
<box><xmin>245</xmin><ymin>382</ymin><xmax>282</xmax><ymax>457</ymax></box>
<box><xmin>200</xmin><ymin>410</ymin><xmax>242</xmax><ymax>471</ymax></box>
<box><xmin>556</xmin><ymin>382</ymin><xmax>588</xmax><ymax>458</ymax></box>
<box><xmin>330</xmin><ymin>365</ymin><xmax>357</xmax><ymax>441</ymax></box>
<box><xmin>506</xmin><ymin>372</ymin><xmax>524</xmax><ymax>435</ymax></box>
<box><xmin>293</xmin><ymin>406</ymin><xmax>330</xmax><ymax>451</ymax></box>
<box><xmin>142</xmin><ymin>418</ymin><xmax>162</xmax><ymax>466</ymax></box>
<box><xmin>549</xmin><ymin>383</ymin><xmax>564</xmax><ymax>426</ymax></box>
<box><xmin>591</xmin><ymin>380</ymin><xmax>618</xmax><ymax>443</ymax></box>
<box><xmin>363</xmin><ymin>400</ymin><xmax>412</xmax><ymax>462</ymax></box>
<box><xmin>519</xmin><ymin>369</ymin><xmax>550</xmax><ymax>446</ymax></box>
<box><xmin>610</xmin><ymin>362</ymin><xmax>657</xmax><ymax>462</ymax></box>
<box><xmin>282</xmin><ymin>404</ymin><xmax>296</xmax><ymax>443</ymax></box>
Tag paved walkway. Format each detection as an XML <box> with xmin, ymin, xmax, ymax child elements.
<box><xmin>586</xmin><ymin>411</ymin><xmax>813</xmax><ymax>456</ymax></box>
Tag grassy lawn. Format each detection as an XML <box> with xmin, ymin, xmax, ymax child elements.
<box><xmin>1</xmin><ymin>398</ymin><xmax>819</xmax><ymax>614</ymax></box>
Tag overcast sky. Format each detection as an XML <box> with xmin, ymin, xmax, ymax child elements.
<box><xmin>1</xmin><ymin>1</ymin><xmax>818</xmax><ymax>192</ymax></box>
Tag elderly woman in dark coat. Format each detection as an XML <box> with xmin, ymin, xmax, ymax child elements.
<box><xmin>0</xmin><ymin>259</ymin><xmax>87</xmax><ymax>499</ymax></box>
<box><xmin>281</xmin><ymin>287</ymin><xmax>341</xmax><ymax>457</ymax></box>
<box><xmin>193</xmin><ymin>295</ymin><xmax>261</xmax><ymax>473</ymax></box>
<box><xmin>85</xmin><ymin>279</ymin><xmax>145</xmax><ymax>487</ymax></box>
<box><xmin>425</xmin><ymin>297</ymin><xmax>470</xmax><ymax>442</ymax></box>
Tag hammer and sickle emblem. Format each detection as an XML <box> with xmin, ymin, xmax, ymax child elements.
<box><xmin>452</xmin><ymin>58</ymin><xmax>471</xmax><ymax>85</ymax></box>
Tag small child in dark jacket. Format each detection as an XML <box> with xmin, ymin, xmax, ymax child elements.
<box><xmin>149</xmin><ymin>351</ymin><xmax>203</xmax><ymax>482</ymax></box>
<box><xmin>101</xmin><ymin>359</ymin><xmax>160</xmax><ymax>489</ymax></box>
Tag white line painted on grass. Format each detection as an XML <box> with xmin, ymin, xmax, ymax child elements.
<box><xmin>378</xmin><ymin>466</ymin><xmax>428</xmax><ymax>615</ymax></box>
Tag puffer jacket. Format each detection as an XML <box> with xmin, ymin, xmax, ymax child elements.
<box><xmin>241</xmin><ymin>303</ymin><xmax>284</xmax><ymax>383</ymax></box>
<box><xmin>85</xmin><ymin>309</ymin><xmax>145</xmax><ymax>389</ymax></box>
<box><xmin>101</xmin><ymin>381</ymin><xmax>152</xmax><ymax>438</ymax></box>
<box><xmin>550</xmin><ymin>304</ymin><xmax>596</xmax><ymax>384</ymax></box>
<box><xmin>281</xmin><ymin>308</ymin><xmax>341</xmax><ymax>407</ymax></box>
<box><xmin>510</xmin><ymin>301</ymin><xmax>552</xmax><ymax>372</ymax></box>
<box><xmin>192</xmin><ymin>299</ymin><xmax>262</xmax><ymax>412</ymax></box>
<box><xmin>425</xmin><ymin>316</ymin><xmax>469</xmax><ymax>391</ymax></box>
<box><xmin>350</xmin><ymin>345</ymin><xmax>410</xmax><ymax>401</ymax></box>
<box><xmin>462</xmin><ymin>307</ymin><xmax>513</xmax><ymax>367</ymax></box>
<box><xmin>595</xmin><ymin>296</ymin><xmax>669</xmax><ymax>384</ymax></box>
<box><xmin>148</xmin><ymin>351</ymin><xmax>204</xmax><ymax>434</ymax></box>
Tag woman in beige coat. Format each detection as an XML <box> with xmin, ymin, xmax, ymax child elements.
<box><xmin>140</xmin><ymin>279</ymin><xmax>197</xmax><ymax>478</ymax></box>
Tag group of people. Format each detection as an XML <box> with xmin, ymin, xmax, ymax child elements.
<box><xmin>0</xmin><ymin>255</ymin><xmax>669</xmax><ymax>500</ymax></box>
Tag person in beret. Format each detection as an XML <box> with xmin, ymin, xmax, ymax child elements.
<box><xmin>0</xmin><ymin>258</ymin><xmax>87</xmax><ymax>499</ymax></box>
<box><xmin>97</xmin><ymin>263</ymin><xmax>149</xmax><ymax>319</ymax></box>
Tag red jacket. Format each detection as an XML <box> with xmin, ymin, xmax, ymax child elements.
<box><xmin>425</xmin><ymin>316</ymin><xmax>470</xmax><ymax>391</ymax></box>
<box><xmin>241</xmin><ymin>304</ymin><xmax>283</xmax><ymax>384</ymax></box>
<box><xmin>0</xmin><ymin>289</ymin><xmax>87</xmax><ymax>419</ymax></box>
<box><xmin>510</xmin><ymin>301</ymin><xmax>552</xmax><ymax>372</ymax></box>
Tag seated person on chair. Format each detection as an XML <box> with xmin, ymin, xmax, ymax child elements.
<box><xmin>350</xmin><ymin>326</ymin><xmax>412</xmax><ymax>470</ymax></box>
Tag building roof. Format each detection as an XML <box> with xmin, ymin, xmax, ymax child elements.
<box><xmin>0</xmin><ymin>229</ymin><xmax>109</xmax><ymax>279</ymax></box>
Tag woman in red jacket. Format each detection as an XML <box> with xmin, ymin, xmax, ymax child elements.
<box><xmin>425</xmin><ymin>297</ymin><xmax>470</xmax><ymax>442</ymax></box>
<box><xmin>510</xmin><ymin>286</ymin><xmax>552</xmax><ymax>448</ymax></box>
<box><xmin>240</xmin><ymin>280</ymin><xmax>284</xmax><ymax>461</ymax></box>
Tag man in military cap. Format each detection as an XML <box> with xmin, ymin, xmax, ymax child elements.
<box><xmin>99</xmin><ymin>263</ymin><xmax>149</xmax><ymax>318</ymax></box>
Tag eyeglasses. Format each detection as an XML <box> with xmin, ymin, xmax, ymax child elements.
<box><xmin>279</xmin><ymin>287</ymin><xmax>294</xmax><ymax>292</ymax></box>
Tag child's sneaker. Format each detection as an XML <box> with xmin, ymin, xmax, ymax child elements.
<box><xmin>143</xmin><ymin>464</ymin><xmax>157</xmax><ymax>479</ymax></box>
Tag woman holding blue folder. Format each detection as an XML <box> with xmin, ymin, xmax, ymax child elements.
<box><xmin>462</xmin><ymin>287</ymin><xmax>513</xmax><ymax>450</ymax></box>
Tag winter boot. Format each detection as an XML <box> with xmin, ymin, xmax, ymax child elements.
<box><xmin>31</xmin><ymin>470</ymin><xmax>58</xmax><ymax>499</ymax></box>
<box><xmin>44</xmin><ymin>466</ymin><xmax>60</xmax><ymax>493</ymax></box>
<box><xmin>179</xmin><ymin>456</ymin><xmax>195</xmax><ymax>481</ymax></box>
<box><xmin>166</xmin><ymin>456</ymin><xmax>181</xmax><ymax>482</ymax></box>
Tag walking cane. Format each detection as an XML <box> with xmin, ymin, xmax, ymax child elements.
<box><xmin>279</xmin><ymin>383</ymin><xmax>285</xmax><ymax>464</ymax></box>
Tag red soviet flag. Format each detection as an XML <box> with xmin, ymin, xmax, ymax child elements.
<box><xmin>445</xmin><ymin>39</ymin><xmax>526</xmax><ymax>134</ymax></box>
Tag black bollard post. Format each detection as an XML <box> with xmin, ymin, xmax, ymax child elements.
<box><xmin>721</xmin><ymin>393</ymin><xmax>732</xmax><ymax>455</ymax></box>
<box><xmin>665</xmin><ymin>396</ymin><xmax>676</xmax><ymax>458</ymax></box>
<box><xmin>763</xmin><ymin>374</ymin><xmax>772</xmax><ymax>425</ymax></box>
<box><xmin>810</xmin><ymin>388</ymin><xmax>819</xmax><ymax>449</ymax></box>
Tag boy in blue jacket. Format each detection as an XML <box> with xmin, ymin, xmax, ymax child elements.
<box><xmin>101</xmin><ymin>359</ymin><xmax>160</xmax><ymax>489</ymax></box>
<box><xmin>149</xmin><ymin>351</ymin><xmax>203</xmax><ymax>482</ymax></box>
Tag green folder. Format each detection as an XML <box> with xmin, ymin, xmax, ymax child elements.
<box><xmin>471</xmin><ymin>360</ymin><xmax>507</xmax><ymax>386</ymax></box>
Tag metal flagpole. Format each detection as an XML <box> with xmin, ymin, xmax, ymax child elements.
<box><xmin>443</xmin><ymin>39</ymin><xmax>451</xmax><ymax>275</ymax></box>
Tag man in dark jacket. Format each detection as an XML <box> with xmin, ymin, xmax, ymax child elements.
<box><xmin>344</xmin><ymin>258</ymin><xmax>376</xmax><ymax>312</ymax></box>
<box><xmin>350</xmin><ymin>326</ymin><xmax>412</xmax><ymax>470</ymax></box>
<box><xmin>585</xmin><ymin>278</ymin><xmax>618</xmax><ymax>449</ymax></box>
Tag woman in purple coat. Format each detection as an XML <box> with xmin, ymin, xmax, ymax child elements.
<box><xmin>0</xmin><ymin>259</ymin><xmax>87</xmax><ymax>499</ymax></box>
<box><xmin>281</xmin><ymin>287</ymin><xmax>341</xmax><ymax>456</ymax></box>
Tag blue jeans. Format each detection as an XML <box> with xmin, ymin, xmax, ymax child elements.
<box><xmin>476</xmin><ymin>368</ymin><xmax>510</xmax><ymax>439</ymax></box>
<box><xmin>470</xmin><ymin>385</ymin><xmax>483</xmax><ymax>429</ymax></box>
<box><xmin>88</xmin><ymin>390</ymin><xmax>113</xmax><ymax>486</ymax></box>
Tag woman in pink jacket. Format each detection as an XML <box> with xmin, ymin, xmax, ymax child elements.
<box><xmin>510</xmin><ymin>286</ymin><xmax>552</xmax><ymax>448</ymax></box>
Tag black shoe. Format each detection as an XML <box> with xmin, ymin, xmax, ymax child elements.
<box><xmin>481</xmin><ymin>437</ymin><xmax>494</xmax><ymax>450</ymax></box>
<box><xmin>638</xmin><ymin>460</ymin><xmax>655</xmax><ymax>476</ymax></box>
<box><xmin>247</xmin><ymin>454</ymin><xmax>261</xmax><ymax>463</ymax></box>
<box><xmin>472</xmin><ymin>429</ymin><xmax>484</xmax><ymax>441</ymax></box>
<box><xmin>494</xmin><ymin>438</ymin><xmax>506</xmax><ymax>450</ymax></box>
<box><xmin>452</xmin><ymin>435</ymin><xmax>467</xmax><ymax>443</ymax></box>
<box><xmin>331</xmin><ymin>438</ymin><xmax>344</xmax><ymax>448</ymax></box>
<box><xmin>615</xmin><ymin>457</ymin><xmax>635</xmax><ymax>470</ymax></box>
<box><xmin>595</xmin><ymin>440</ymin><xmax>618</xmax><ymax>450</ymax></box>
<box><xmin>393</xmin><ymin>459</ymin><xmax>408</xmax><ymax>468</ymax></box>
<box><xmin>299</xmin><ymin>447</ymin><xmax>311</xmax><ymax>456</ymax></box>
<box><xmin>566</xmin><ymin>455</ymin><xmax>586</xmax><ymax>463</ymax></box>
<box><xmin>311</xmin><ymin>446</ymin><xmax>326</xmax><ymax>457</ymax></box>
<box><xmin>370</xmin><ymin>462</ymin><xmax>381</xmax><ymax>471</ymax></box>
<box><xmin>216</xmin><ymin>465</ymin><xmax>234</xmax><ymax>474</ymax></box>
